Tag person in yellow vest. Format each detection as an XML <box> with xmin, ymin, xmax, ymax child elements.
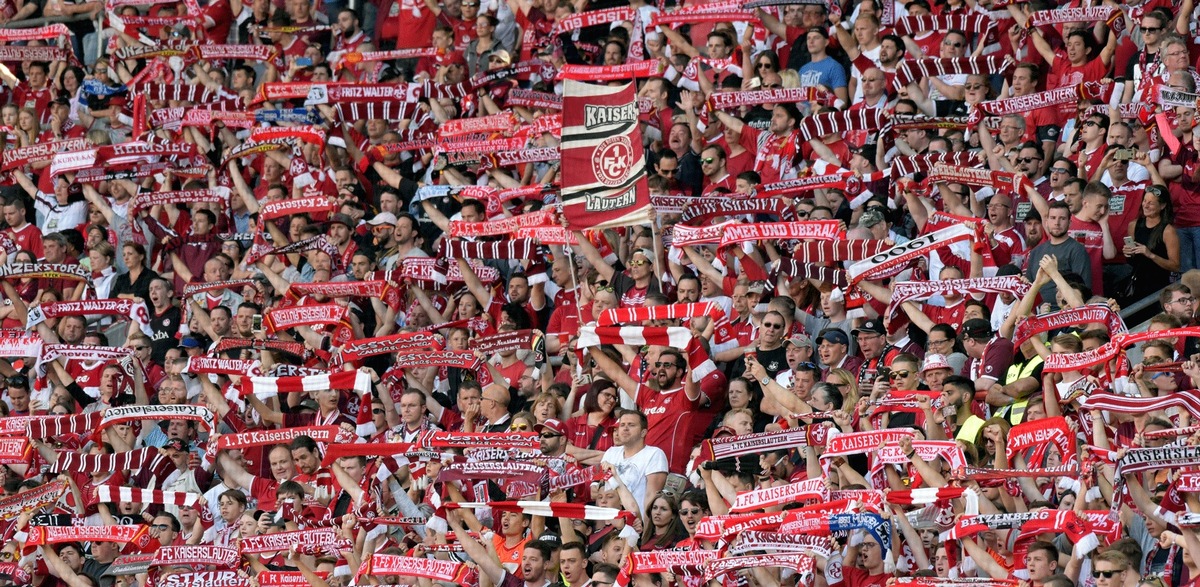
<box><xmin>987</xmin><ymin>340</ymin><xmax>1045</xmax><ymax>425</ymax></box>
<box><xmin>943</xmin><ymin>375</ymin><xmax>986</xmax><ymax>443</ymax></box>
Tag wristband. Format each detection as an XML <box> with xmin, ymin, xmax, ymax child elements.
<box><xmin>905</xmin><ymin>450</ymin><xmax>917</xmax><ymax>459</ymax></box>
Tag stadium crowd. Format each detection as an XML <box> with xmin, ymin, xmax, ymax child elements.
<box><xmin>3</xmin><ymin>1</ymin><xmax>1200</xmax><ymax>587</ymax></box>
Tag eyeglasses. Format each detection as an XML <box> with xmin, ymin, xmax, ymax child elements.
<box><xmin>763</xmin><ymin>83</ymin><xmax>781</xmax><ymax>89</ymax></box>
<box><xmin>1083</xmin><ymin>120</ymin><xmax>1099</xmax><ymax>127</ymax></box>
<box><xmin>680</xmin><ymin>508</ymin><xmax>701</xmax><ymax>515</ymax></box>
<box><xmin>1166</xmin><ymin>51</ymin><xmax>1189</xmax><ymax>58</ymax></box>
<box><xmin>511</xmin><ymin>424</ymin><xmax>529</xmax><ymax>431</ymax></box>
<box><xmin>0</xmin><ymin>552</ymin><xmax>13</xmax><ymax>562</ymax></box>
<box><xmin>599</xmin><ymin>391</ymin><xmax>619</xmax><ymax>401</ymax></box>
<box><xmin>132</xmin><ymin>345</ymin><xmax>148</xmax><ymax>351</ymax></box>
<box><xmin>1172</xmin><ymin>296</ymin><xmax>1196</xmax><ymax>305</ymax></box>
<box><xmin>1017</xmin><ymin>157</ymin><xmax>1041</xmax><ymax>164</ymax></box>
<box><xmin>1094</xmin><ymin>571</ymin><xmax>1125</xmax><ymax>579</ymax></box>
<box><xmin>372</xmin><ymin>408</ymin><xmax>385</xmax><ymax>415</ymax></box>
<box><xmin>654</xmin><ymin>361</ymin><xmax>679</xmax><ymax>369</ymax></box>
<box><xmin>927</xmin><ymin>338</ymin><xmax>951</xmax><ymax>346</ymax></box>
<box><xmin>151</xmin><ymin>524</ymin><xmax>171</xmax><ymax>532</ymax></box>
<box><xmin>942</xmin><ymin>40</ymin><xmax>963</xmax><ymax>48</ymax></box>
<box><xmin>1050</xmin><ymin>167</ymin><xmax>1071</xmax><ymax>174</ymax></box>
<box><xmin>540</xmin><ymin>433</ymin><xmax>562</xmax><ymax>439</ymax></box>
<box><xmin>757</xmin><ymin>62</ymin><xmax>773</xmax><ymax>69</ymax></box>
<box><xmin>762</xmin><ymin>322</ymin><xmax>784</xmax><ymax>330</ymax></box>
<box><xmin>988</xmin><ymin>202</ymin><xmax>1011</xmax><ymax>209</ymax></box>
<box><xmin>701</xmin><ymin>157</ymin><xmax>716</xmax><ymax>164</ymax></box>
<box><xmin>964</xmin><ymin>83</ymin><xmax>984</xmax><ymax>91</ymax></box>
<box><xmin>888</xmin><ymin>370</ymin><xmax>911</xmax><ymax>380</ymax></box>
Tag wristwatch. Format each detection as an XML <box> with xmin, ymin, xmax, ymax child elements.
<box><xmin>760</xmin><ymin>376</ymin><xmax>772</xmax><ymax>386</ymax></box>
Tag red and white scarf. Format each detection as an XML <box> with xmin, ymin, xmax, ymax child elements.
<box><xmin>53</xmin><ymin>447</ymin><xmax>156</xmax><ymax>474</ymax></box>
<box><xmin>730</xmin><ymin>479</ymin><xmax>828</xmax><ymax>513</ymax></box>
<box><xmin>508</xmin><ymin>89</ymin><xmax>564</xmax><ymax>110</ymax></box>
<box><xmin>970</xmin><ymin>82</ymin><xmax>1113</xmax><ymax>124</ymax></box>
<box><xmin>216</xmin><ymin>426</ymin><xmax>343</xmax><ymax>451</ymax></box>
<box><xmin>151</xmin><ymin>546</ymin><xmax>239</xmax><ymax>568</ymax></box>
<box><xmin>333</xmin><ymin>332</ymin><xmax>443</xmax><ymax>367</ymax></box>
<box><xmin>680</xmin><ymin>197</ymin><xmax>798</xmax><ymax>225</ymax></box>
<box><xmin>700</xmin><ymin>426</ymin><xmax>828</xmax><ymax>462</ymax></box>
<box><xmin>576</xmin><ymin>326</ymin><xmax>717</xmax><ymax>381</ymax></box>
<box><xmin>1005</xmin><ymin>416</ymin><xmax>1076</xmax><ymax>467</ymax></box>
<box><xmin>92</xmin><ymin>486</ymin><xmax>200</xmax><ymax>507</ymax></box>
<box><xmin>703</xmin><ymin>554</ymin><xmax>814</xmax><ymax>584</ymax></box>
<box><xmin>847</xmin><ymin>224</ymin><xmax>974</xmax><ymax>287</ymax></box>
<box><xmin>709</xmin><ymin>87</ymin><xmax>834</xmax><ymax>110</ymax></box>
<box><xmin>264</xmin><ymin>303</ymin><xmax>349</xmax><ymax>334</ymax></box>
<box><xmin>895</xmin><ymin>55</ymin><xmax>1011</xmax><ymax>88</ymax></box>
<box><xmin>356</xmin><ymin>555</ymin><xmax>472</xmax><ymax>583</ymax></box>
<box><xmin>1013</xmin><ymin>303</ymin><xmax>1126</xmax><ymax>347</ymax></box>
<box><xmin>26</xmin><ymin>299</ymin><xmax>153</xmax><ymax>336</ymax></box>
<box><xmin>447</xmin><ymin>210</ymin><xmax>557</xmax><ymax>238</ymax></box>
<box><xmin>888</xmin><ymin>276</ymin><xmax>1028</xmax><ymax>318</ymax></box>
<box><xmin>799</xmin><ymin>109</ymin><xmax>887</xmax><ymax>142</ymax></box>
<box><xmin>26</xmin><ymin>524</ymin><xmax>147</xmax><ymax>546</ymax></box>
<box><xmin>182</xmin><ymin>356</ymin><xmax>262</xmax><ymax>377</ymax></box>
<box><xmin>557</xmin><ymin>61</ymin><xmax>666</xmax><ymax>81</ymax></box>
<box><xmin>446</xmin><ymin>501</ymin><xmax>619</xmax><ymax>520</ymax></box>
<box><xmin>0</xmin><ymin>481</ymin><xmax>65</xmax><ymax>520</ymax></box>
<box><xmin>893</xmin><ymin>13</ymin><xmax>995</xmax><ymax>37</ymax></box>
<box><xmin>240</xmin><ymin>528</ymin><xmax>340</xmax><ymax>554</ymax></box>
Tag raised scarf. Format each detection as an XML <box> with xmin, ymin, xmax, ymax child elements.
<box><xmin>0</xmin><ymin>480</ymin><xmax>65</xmax><ymax>520</ymax></box>
<box><xmin>790</xmin><ymin>240</ymin><xmax>892</xmax><ymax>264</ymax></box>
<box><xmin>181</xmin><ymin>356</ymin><xmax>262</xmax><ymax>377</ymax></box>
<box><xmin>0</xmin><ymin>439</ymin><xmax>29</xmax><ymax>464</ymax></box>
<box><xmin>1044</xmin><ymin>327</ymin><xmax>1200</xmax><ymax>372</ymax></box>
<box><xmin>151</xmin><ymin>546</ymin><xmax>239</xmax><ymax>568</ymax></box>
<box><xmin>152</xmin><ymin>571</ymin><xmax>246</xmax><ymax>587</ymax></box>
<box><xmin>1013</xmin><ymin>303</ymin><xmax>1127</xmax><ymax>347</ymax></box>
<box><xmin>549</xmin><ymin>465</ymin><xmax>609</xmax><ymax>492</ymax></box>
<box><xmin>1</xmin><ymin>138</ymin><xmax>92</xmax><ymax>171</ymax></box>
<box><xmin>798</xmin><ymin>109</ymin><xmax>887</xmax><ymax>142</ymax></box>
<box><xmin>436</xmin><ymin>462</ymin><xmax>544</xmax><ymax>484</ymax></box>
<box><xmin>703</xmin><ymin>554</ymin><xmax>814</xmax><ymax>584</ymax></box>
<box><xmin>438</xmin><ymin>111</ymin><xmax>519</xmax><ymax>138</ymax></box>
<box><xmin>889</xmin><ymin>151</ymin><xmax>980</xmax><ymax>180</ymax></box>
<box><xmin>708</xmin><ymin>87</ymin><xmax>834</xmax><ymax>110</ymax></box>
<box><xmin>99</xmin><ymin>405</ymin><xmax>215</xmax><ymax>434</ymax></box>
<box><xmin>26</xmin><ymin>524</ymin><xmax>147</xmax><ymax>546</ymax></box>
<box><xmin>446</xmin><ymin>501</ymin><xmax>620</xmax><ymax>520</ymax></box>
<box><xmin>258</xmin><ymin>195</ymin><xmax>336</xmax><ymax>222</ymax></box>
<box><xmin>576</xmin><ymin>326</ymin><xmax>717</xmax><ymax>382</ymax></box>
<box><xmin>1011</xmin><ymin>510</ymin><xmax>1099</xmax><ymax>569</ymax></box>
<box><xmin>0</xmin><ymin>45</ymin><xmax>76</xmax><ymax>64</ymax></box>
<box><xmin>92</xmin><ymin>486</ymin><xmax>199</xmax><ymax>508</ymax></box>
<box><xmin>1158</xmin><ymin>87</ymin><xmax>1200</xmax><ymax>110</ymax></box>
<box><xmin>893</xmin><ymin>13</ymin><xmax>995</xmax><ymax>37</ymax></box>
<box><xmin>615</xmin><ymin>551</ymin><xmax>716</xmax><ymax>587</ymax></box>
<box><xmin>728</xmin><ymin>531</ymin><xmax>832</xmax><ymax>557</ymax></box>
<box><xmin>508</xmin><ymin>89</ymin><xmax>562</xmax><ymax>110</ymax></box>
<box><xmin>847</xmin><ymin>224</ymin><xmax>975</xmax><ymax>287</ymax></box>
<box><xmin>332</xmin><ymin>332</ymin><xmax>443</xmax><ymax>366</ymax></box>
<box><xmin>189</xmin><ymin>43</ymin><xmax>277</xmax><ymax>62</ymax></box>
<box><xmin>753</xmin><ymin>171</ymin><xmax>867</xmax><ymax>197</ymax></box>
<box><xmin>132</xmin><ymin>82</ymin><xmax>216</xmax><ymax>103</ymax></box>
<box><xmin>0</xmin><ymin>262</ymin><xmax>91</xmax><ymax>282</ymax></box>
<box><xmin>1028</xmin><ymin>6</ymin><xmax>1120</xmax><ymax>28</ymax></box>
<box><xmin>215</xmin><ymin>426</ymin><xmax>342</xmax><ymax>451</ymax></box>
<box><xmin>920</xmin><ymin>164</ymin><xmax>1032</xmax><ymax>195</ymax></box>
<box><xmin>240</xmin><ymin>528</ymin><xmax>340</xmax><ymax>554</ymax></box>
<box><xmin>469</xmin><ymin>329</ymin><xmax>541</xmax><ymax>356</ymax></box>
<box><xmin>969</xmin><ymin>82</ymin><xmax>1112</xmax><ymax>124</ymax></box>
<box><xmin>27</xmin><ymin>299</ymin><xmax>152</xmax><ymax>336</ymax></box>
<box><xmin>129</xmin><ymin>188</ymin><xmax>229</xmax><ymax>214</ymax></box>
<box><xmin>0</xmin><ymin>23</ymin><xmax>70</xmax><ymax>41</ymax></box>
<box><xmin>699</xmin><ymin>426</ymin><xmax>828</xmax><ymax>462</ymax></box>
<box><xmin>447</xmin><ymin>210</ymin><xmax>557</xmax><ymax>238</ymax></box>
<box><xmin>730</xmin><ymin>479</ymin><xmax>829</xmax><ymax>513</ymax></box>
<box><xmin>513</xmin><ymin>226</ymin><xmax>578</xmax><ymax>245</ymax></box>
<box><xmin>34</xmin><ymin>344</ymin><xmax>132</xmax><ymax>378</ymax></box>
<box><xmin>390</xmin><ymin>350</ymin><xmax>481</xmax><ymax>371</ymax></box>
<box><xmin>1005</xmin><ymin>416</ymin><xmax>1076</xmax><ymax>468</ymax></box>
<box><xmin>770</xmin><ymin>259</ymin><xmax>847</xmax><ymax>287</ymax></box>
<box><xmin>321</xmin><ymin>431</ymin><xmax>538</xmax><ymax>463</ymax></box>
<box><xmin>888</xmin><ymin>276</ymin><xmax>1029</xmax><ymax>318</ymax></box>
<box><xmin>53</xmin><ymin>447</ymin><xmax>156</xmax><ymax>474</ymax></box>
<box><xmin>895</xmin><ymin>56</ymin><xmax>1012</xmax><ymax>88</ymax></box>
<box><xmin>681</xmin><ymin>197</ymin><xmax>798</xmax><ymax>225</ymax></box>
<box><xmin>263</xmin><ymin>303</ymin><xmax>349</xmax><ymax>334</ymax></box>
<box><xmin>26</xmin><ymin>413</ymin><xmax>101</xmax><ymax>439</ymax></box>
<box><xmin>213</xmin><ymin>337</ymin><xmax>306</xmax><ymax>359</ymax></box>
<box><xmin>1080</xmin><ymin>390</ymin><xmax>1200</xmax><ymax>421</ymax></box>
<box><xmin>557</xmin><ymin>61</ymin><xmax>666</xmax><ymax>81</ymax></box>
<box><xmin>356</xmin><ymin>555</ymin><xmax>471</xmax><ymax>583</ymax></box>
<box><xmin>598</xmin><ymin>302</ymin><xmax>725</xmax><ymax>327</ymax></box>
<box><xmin>241</xmin><ymin>370</ymin><xmax>370</xmax><ymax>399</ymax></box>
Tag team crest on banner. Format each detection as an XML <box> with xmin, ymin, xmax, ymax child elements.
<box><xmin>561</xmin><ymin>79</ymin><xmax>652</xmax><ymax>229</ymax></box>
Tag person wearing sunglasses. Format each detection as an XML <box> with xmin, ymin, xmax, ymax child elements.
<box><xmin>698</xmin><ymin>145</ymin><xmax>734</xmax><ymax>195</ymax></box>
<box><xmin>573</xmin><ymin>236</ymin><xmax>661</xmax><ymax>310</ymax></box>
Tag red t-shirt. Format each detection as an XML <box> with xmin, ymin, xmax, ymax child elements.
<box><xmin>921</xmin><ymin>299</ymin><xmax>966</xmax><ymax>332</ymax></box>
<box><xmin>835</xmin><ymin>566</ymin><xmax>891</xmax><ymax>587</ymax></box>
<box><xmin>739</xmin><ymin>125</ymin><xmax>799</xmax><ymax>185</ymax></box>
<box><xmin>1048</xmin><ymin>51</ymin><xmax>1109</xmax><ymax>119</ymax></box>
<box><xmin>7</xmin><ymin>223</ymin><xmax>42</xmax><ymax>258</ymax></box>
<box><xmin>636</xmin><ymin>383</ymin><xmax>701</xmax><ymax>474</ymax></box>
<box><xmin>1107</xmin><ymin>179</ymin><xmax>1147</xmax><ymax>263</ymax></box>
<box><xmin>1068</xmin><ymin>215</ymin><xmax>1106</xmax><ymax>296</ymax></box>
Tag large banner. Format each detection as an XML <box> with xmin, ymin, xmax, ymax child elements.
<box><xmin>560</xmin><ymin>79</ymin><xmax>651</xmax><ymax>229</ymax></box>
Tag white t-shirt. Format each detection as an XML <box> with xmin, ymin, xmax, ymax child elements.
<box><xmin>601</xmin><ymin>444</ymin><xmax>669</xmax><ymax>513</ymax></box>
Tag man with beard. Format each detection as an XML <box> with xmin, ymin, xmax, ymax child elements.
<box><xmin>599</xmin><ymin>410</ymin><xmax>668</xmax><ymax>512</ymax></box>
<box><xmin>590</xmin><ymin>347</ymin><xmax>702</xmax><ymax>474</ymax></box>
<box><xmin>459</xmin><ymin>263</ymin><xmax>544</xmax><ymax>330</ymax></box>
<box><xmin>714</xmin><ymin>103</ymin><xmax>802</xmax><ymax>185</ymax></box>
<box><xmin>333</xmin><ymin>8</ymin><xmax>368</xmax><ymax>52</ymax></box>
<box><xmin>661</xmin><ymin>122</ymin><xmax>702</xmax><ymax>195</ymax></box>
<box><xmin>1025</xmin><ymin>201</ymin><xmax>1091</xmax><ymax>306</ymax></box>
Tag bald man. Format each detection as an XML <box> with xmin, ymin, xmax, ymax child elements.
<box><xmin>481</xmin><ymin>384</ymin><xmax>514</xmax><ymax>432</ymax></box>
<box><xmin>986</xmin><ymin>192</ymin><xmax>1027</xmax><ymax>267</ymax></box>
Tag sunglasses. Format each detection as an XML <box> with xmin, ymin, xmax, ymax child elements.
<box><xmin>763</xmin><ymin>83</ymin><xmax>781</xmax><ymax>89</ymax></box>
<box><xmin>943</xmin><ymin>41</ymin><xmax>963</xmax><ymax>48</ymax></box>
<box><xmin>372</xmin><ymin>408</ymin><xmax>385</xmax><ymax>415</ymax></box>
<box><xmin>701</xmin><ymin>157</ymin><xmax>716</xmax><ymax>164</ymax></box>
<box><xmin>762</xmin><ymin>322</ymin><xmax>784</xmax><ymax>330</ymax></box>
<box><xmin>795</xmin><ymin>210</ymin><xmax>810</xmax><ymax>217</ymax></box>
<box><xmin>888</xmin><ymin>370</ymin><xmax>911</xmax><ymax>380</ymax></box>
<box><xmin>539</xmin><ymin>433</ymin><xmax>562</xmax><ymax>439</ymax></box>
<box><xmin>1142</xmin><ymin>26</ymin><xmax>1163</xmax><ymax>32</ymax></box>
<box><xmin>964</xmin><ymin>83</ymin><xmax>984</xmax><ymax>91</ymax></box>
<box><xmin>511</xmin><ymin>424</ymin><xmax>530</xmax><ymax>431</ymax></box>
<box><xmin>1094</xmin><ymin>571</ymin><xmax>1124</xmax><ymax>579</ymax></box>
<box><xmin>628</xmin><ymin>259</ymin><xmax>649</xmax><ymax>267</ymax></box>
<box><xmin>594</xmin><ymin>281</ymin><xmax>616</xmax><ymax>292</ymax></box>
<box><xmin>1083</xmin><ymin>120</ymin><xmax>1099</xmax><ymax>127</ymax></box>
<box><xmin>654</xmin><ymin>361</ymin><xmax>680</xmax><ymax>369</ymax></box>
<box><xmin>680</xmin><ymin>508</ymin><xmax>701</xmax><ymax>515</ymax></box>
<box><xmin>1050</xmin><ymin>167</ymin><xmax>1071</xmax><ymax>174</ymax></box>
<box><xmin>1017</xmin><ymin>157</ymin><xmax>1041</xmax><ymax>164</ymax></box>
<box><xmin>757</xmin><ymin>62</ymin><xmax>773</xmax><ymax>69</ymax></box>
<box><xmin>659</xmin><ymin>168</ymin><xmax>677</xmax><ymax>175</ymax></box>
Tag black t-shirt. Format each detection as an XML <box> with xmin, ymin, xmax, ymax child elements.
<box><xmin>148</xmin><ymin>305</ymin><xmax>182</xmax><ymax>364</ymax></box>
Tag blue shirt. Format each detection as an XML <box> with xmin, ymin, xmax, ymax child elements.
<box><xmin>799</xmin><ymin>56</ymin><xmax>848</xmax><ymax>90</ymax></box>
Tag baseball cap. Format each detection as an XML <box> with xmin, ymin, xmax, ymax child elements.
<box><xmin>746</xmin><ymin>283</ymin><xmax>767</xmax><ymax>295</ymax></box>
<box><xmin>537</xmin><ymin>532</ymin><xmax>562</xmax><ymax>546</ymax></box>
<box><xmin>786</xmin><ymin>334</ymin><xmax>813</xmax><ymax>348</ymax></box>
<box><xmin>960</xmin><ymin>318</ymin><xmax>994</xmax><ymax>340</ymax></box>
<box><xmin>1023</xmin><ymin>207</ymin><xmax>1042</xmax><ymax>223</ymax></box>
<box><xmin>328</xmin><ymin>213</ymin><xmax>354</xmax><ymax>229</ymax></box>
<box><xmin>921</xmin><ymin>353</ymin><xmax>952</xmax><ymax>373</ymax></box>
<box><xmin>491</xmin><ymin>50</ymin><xmax>512</xmax><ymax>66</ymax></box>
<box><xmin>367</xmin><ymin>212</ymin><xmax>397</xmax><ymax>227</ymax></box>
<box><xmin>179</xmin><ymin>336</ymin><xmax>201</xmax><ymax>349</ymax></box>
<box><xmin>815</xmin><ymin>328</ymin><xmax>849</xmax><ymax>346</ymax></box>
<box><xmin>297</xmin><ymin>399</ymin><xmax>320</xmax><ymax>412</ymax></box>
<box><xmin>163</xmin><ymin>438</ymin><xmax>187</xmax><ymax>451</ymax></box>
<box><xmin>858</xmin><ymin>208</ymin><xmax>885</xmax><ymax>229</ymax></box>
<box><xmin>534</xmin><ymin>418</ymin><xmax>566</xmax><ymax>436</ymax></box>
<box><xmin>851</xmin><ymin>320</ymin><xmax>886</xmax><ymax>337</ymax></box>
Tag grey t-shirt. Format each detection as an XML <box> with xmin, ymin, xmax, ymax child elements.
<box><xmin>1024</xmin><ymin>238</ymin><xmax>1092</xmax><ymax>307</ymax></box>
